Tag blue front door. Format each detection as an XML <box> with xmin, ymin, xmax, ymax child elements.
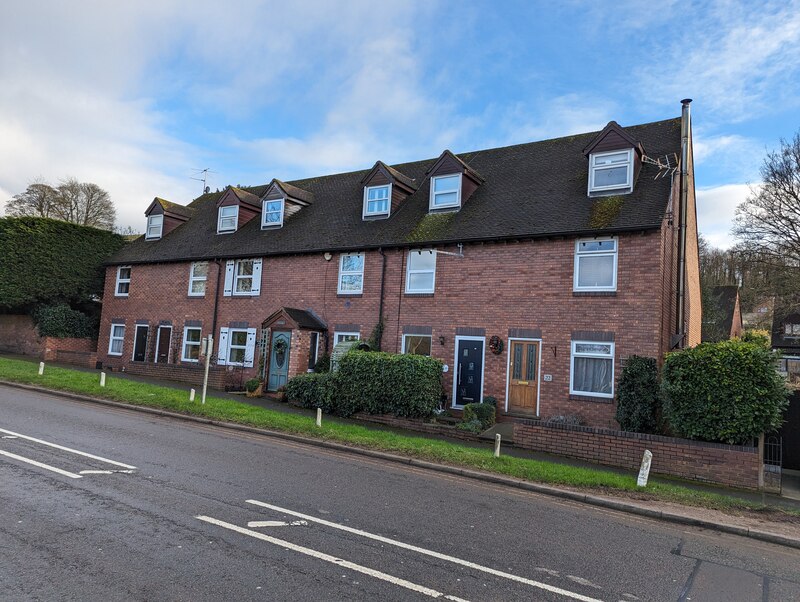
<box><xmin>268</xmin><ymin>331</ymin><xmax>291</xmax><ymax>391</ymax></box>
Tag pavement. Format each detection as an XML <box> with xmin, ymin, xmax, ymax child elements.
<box><xmin>3</xmin><ymin>353</ymin><xmax>800</xmax><ymax>543</ymax></box>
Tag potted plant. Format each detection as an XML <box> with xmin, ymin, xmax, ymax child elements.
<box><xmin>245</xmin><ymin>377</ymin><xmax>263</xmax><ymax>398</ymax></box>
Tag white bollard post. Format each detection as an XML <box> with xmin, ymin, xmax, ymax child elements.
<box><xmin>494</xmin><ymin>433</ymin><xmax>502</xmax><ymax>458</ymax></box>
<box><xmin>38</xmin><ymin>362</ymin><xmax>45</xmax><ymax>376</ymax></box>
<box><xmin>100</xmin><ymin>372</ymin><xmax>106</xmax><ymax>387</ymax></box>
<box><xmin>637</xmin><ymin>450</ymin><xmax>653</xmax><ymax>487</ymax></box>
<box><xmin>316</xmin><ymin>408</ymin><xmax>322</xmax><ymax>428</ymax></box>
<box><xmin>189</xmin><ymin>388</ymin><xmax>196</xmax><ymax>402</ymax></box>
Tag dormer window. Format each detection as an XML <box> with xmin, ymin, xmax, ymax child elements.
<box><xmin>218</xmin><ymin>205</ymin><xmax>239</xmax><ymax>233</ymax></box>
<box><xmin>430</xmin><ymin>174</ymin><xmax>461</xmax><ymax>210</ymax></box>
<box><xmin>262</xmin><ymin>198</ymin><xmax>284</xmax><ymax>228</ymax></box>
<box><xmin>145</xmin><ymin>214</ymin><xmax>163</xmax><ymax>240</ymax></box>
<box><xmin>589</xmin><ymin>149</ymin><xmax>634</xmax><ymax>195</ymax></box>
<box><xmin>363</xmin><ymin>184</ymin><xmax>391</xmax><ymax>217</ymax></box>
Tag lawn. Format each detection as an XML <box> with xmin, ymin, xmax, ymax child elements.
<box><xmin>0</xmin><ymin>356</ymin><xmax>791</xmax><ymax>516</ymax></box>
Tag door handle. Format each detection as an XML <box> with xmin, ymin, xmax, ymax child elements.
<box><xmin>458</xmin><ymin>364</ymin><xmax>462</xmax><ymax>385</ymax></box>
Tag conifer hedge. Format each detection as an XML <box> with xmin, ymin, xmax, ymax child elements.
<box><xmin>0</xmin><ymin>217</ymin><xmax>126</xmax><ymax>311</ymax></box>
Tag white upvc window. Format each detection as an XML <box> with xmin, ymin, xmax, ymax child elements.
<box><xmin>108</xmin><ymin>324</ymin><xmax>125</xmax><ymax>356</ymax></box>
<box><xmin>429</xmin><ymin>174</ymin><xmax>461</xmax><ymax>210</ymax></box>
<box><xmin>406</xmin><ymin>249</ymin><xmax>436</xmax><ymax>294</ymax></box>
<box><xmin>588</xmin><ymin>149</ymin><xmax>633</xmax><ymax>194</ymax></box>
<box><xmin>228</xmin><ymin>329</ymin><xmax>250</xmax><ymax>365</ymax></box>
<box><xmin>218</xmin><ymin>205</ymin><xmax>239</xmax><ymax>233</ymax></box>
<box><xmin>262</xmin><ymin>198</ymin><xmax>284</xmax><ymax>228</ymax></box>
<box><xmin>335</xmin><ymin>332</ymin><xmax>360</xmax><ymax>345</ymax></box>
<box><xmin>402</xmin><ymin>334</ymin><xmax>432</xmax><ymax>356</ymax></box>
<box><xmin>570</xmin><ymin>341</ymin><xmax>615</xmax><ymax>398</ymax></box>
<box><xmin>115</xmin><ymin>266</ymin><xmax>131</xmax><ymax>296</ymax></box>
<box><xmin>145</xmin><ymin>214</ymin><xmax>163</xmax><ymax>240</ymax></box>
<box><xmin>181</xmin><ymin>327</ymin><xmax>202</xmax><ymax>362</ymax></box>
<box><xmin>573</xmin><ymin>238</ymin><xmax>617</xmax><ymax>292</ymax></box>
<box><xmin>234</xmin><ymin>259</ymin><xmax>255</xmax><ymax>294</ymax></box>
<box><xmin>188</xmin><ymin>262</ymin><xmax>208</xmax><ymax>296</ymax></box>
<box><xmin>338</xmin><ymin>253</ymin><xmax>364</xmax><ymax>294</ymax></box>
<box><xmin>363</xmin><ymin>184</ymin><xmax>391</xmax><ymax>217</ymax></box>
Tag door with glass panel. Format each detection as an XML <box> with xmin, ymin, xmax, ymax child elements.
<box><xmin>268</xmin><ymin>331</ymin><xmax>292</xmax><ymax>392</ymax></box>
<box><xmin>508</xmin><ymin>340</ymin><xmax>539</xmax><ymax>414</ymax></box>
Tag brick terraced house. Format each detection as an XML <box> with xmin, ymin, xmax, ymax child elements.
<box><xmin>99</xmin><ymin>101</ymin><xmax>701</xmax><ymax>429</ymax></box>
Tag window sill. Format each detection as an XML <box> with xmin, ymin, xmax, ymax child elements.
<box><xmin>337</xmin><ymin>293</ymin><xmax>363</xmax><ymax>298</ymax></box>
<box><xmin>187</xmin><ymin>294</ymin><xmax>206</xmax><ymax>299</ymax></box>
<box><xmin>404</xmin><ymin>292</ymin><xmax>435</xmax><ymax>297</ymax></box>
<box><xmin>572</xmin><ymin>291</ymin><xmax>617</xmax><ymax>297</ymax></box>
<box><xmin>569</xmin><ymin>394</ymin><xmax>613</xmax><ymax>404</ymax></box>
<box><xmin>114</xmin><ymin>294</ymin><xmax>129</xmax><ymax>298</ymax></box>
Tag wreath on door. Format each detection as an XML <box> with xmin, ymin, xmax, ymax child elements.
<box><xmin>489</xmin><ymin>336</ymin><xmax>503</xmax><ymax>355</ymax></box>
<box><xmin>273</xmin><ymin>337</ymin><xmax>288</xmax><ymax>367</ymax></box>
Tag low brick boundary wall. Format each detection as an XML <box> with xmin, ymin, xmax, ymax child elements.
<box><xmin>120</xmin><ymin>361</ymin><xmax>228</xmax><ymax>390</ymax></box>
<box><xmin>43</xmin><ymin>337</ymin><xmax>97</xmax><ymax>368</ymax></box>
<box><xmin>0</xmin><ymin>315</ymin><xmax>42</xmax><ymax>356</ymax></box>
<box><xmin>514</xmin><ymin>420</ymin><xmax>760</xmax><ymax>490</ymax></box>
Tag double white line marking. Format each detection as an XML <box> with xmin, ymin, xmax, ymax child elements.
<box><xmin>197</xmin><ymin>500</ymin><xmax>603</xmax><ymax>602</ymax></box>
<box><xmin>0</xmin><ymin>427</ymin><xmax>136</xmax><ymax>479</ymax></box>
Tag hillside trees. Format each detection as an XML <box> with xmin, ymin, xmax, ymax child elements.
<box><xmin>5</xmin><ymin>178</ymin><xmax>116</xmax><ymax>230</ymax></box>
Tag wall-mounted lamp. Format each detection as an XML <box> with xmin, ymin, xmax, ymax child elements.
<box><xmin>323</xmin><ymin>252</ymin><xmax>332</xmax><ymax>261</ymax></box>
<box><xmin>438</xmin><ymin>335</ymin><xmax>445</xmax><ymax>346</ymax></box>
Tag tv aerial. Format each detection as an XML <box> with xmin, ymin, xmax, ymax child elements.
<box><xmin>191</xmin><ymin>168</ymin><xmax>216</xmax><ymax>194</ymax></box>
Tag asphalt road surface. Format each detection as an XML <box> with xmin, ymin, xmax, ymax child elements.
<box><xmin>1</xmin><ymin>384</ymin><xmax>798</xmax><ymax>601</ymax></box>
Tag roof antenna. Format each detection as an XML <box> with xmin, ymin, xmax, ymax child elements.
<box><xmin>190</xmin><ymin>168</ymin><xmax>216</xmax><ymax>195</ymax></box>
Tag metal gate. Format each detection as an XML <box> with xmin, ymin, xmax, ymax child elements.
<box><xmin>763</xmin><ymin>434</ymin><xmax>782</xmax><ymax>494</ymax></box>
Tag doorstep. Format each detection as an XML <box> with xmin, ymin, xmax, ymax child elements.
<box><xmin>478</xmin><ymin>422</ymin><xmax>515</xmax><ymax>443</ymax></box>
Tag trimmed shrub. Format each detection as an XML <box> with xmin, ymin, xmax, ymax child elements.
<box><xmin>245</xmin><ymin>378</ymin><xmax>261</xmax><ymax>393</ymax></box>
<box><xmin>314</xmin><ymin>353</ymin><xmax>331</xmax><ymax>373</ymax></box>
<box><xmin>739</xmin><ymin>329</ymin><xmax>770</xmax><ymax>348</ymax></box>
<box><xmin>457</xmin><ymin>419</ymin><xmax>483</xmax><ymax>434</ymax></box>
<box><xmin>615</xmin><ymin>355</ymin><xmax>660</xmax><ymax>433</ymax></box>
<box><xmin>33</xmin><ymin>304</ymin><xmax>97</xmax><ymax>338</ymax></box>
<box><xmin>334</xmin><ymin>351</ymin><xmax>443</xmax><ymax>418</ymax></box>
<box><xmin>463</xmin><ymin>403</ymin><xmax>495</xmax><ymax>429</ymax></box>
<box><xmin>482</xmin><ymin>395</ymin><xmax>498</xmax><ymax>407</ymax></box>
<box><xmin>286</xmin><ymin>373</ymin><xmax>335</xmax><ymax>413</ymax></box>
<box><xmin>662</xmin><ymin>339</ymin><xmax>790</xmax><ymax>444</ymax></box>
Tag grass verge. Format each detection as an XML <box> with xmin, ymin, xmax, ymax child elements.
<box><xmin>0</xmin><ymin>356</ymin><xmax>795</xmax><ymax>518</ymax></box>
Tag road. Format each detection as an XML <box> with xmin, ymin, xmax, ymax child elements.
<box><xmin>0</xmin><ymin>384</ymin><xmax>798</xmax><ymax>601</ymax></box>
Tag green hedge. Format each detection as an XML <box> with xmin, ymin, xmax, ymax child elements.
<box><xmin>334</xmin><ymin>351</ymin><xmax>443</xmax><ymax>418</ymax></box>
<box><xmin>463</xmin><ymin>403</ymin><xmax>496</xmax><ymax>429</ymax></box>
<box><xmin>661</xmin><ymin>340</ymin><xmax>789</xmax><ymax>444</ymax></box>
<box><xmin>615</xmin><ymin>355</ymin><xmax>660</xmax><ymax>433</ymax></box>
<box><xmin>33</xmin><ymin>304</ymin><xmax>97</xmax><ymax>338</ymax></box>
<box><xmin>286</xmin><ymin>373</ymin><xmax>335</xmax><ymax>413</ymax></box>
<box><xmin>286</xmin><ymin>351</ymin><xmax>443</xmax><ymax>418</ymax></box>
<box><xmin>0</xmin><ymin>217</ymin><xmax>126</xmax><ymax>311</ymax></box>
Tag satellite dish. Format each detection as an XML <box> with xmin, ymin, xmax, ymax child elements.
<box><xmin>204</xmin><ymin>186</ymin><xmax>210</xmax><ymax>194</ymax></box>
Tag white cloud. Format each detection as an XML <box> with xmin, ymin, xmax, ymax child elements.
<box><xmin>636</xmin><ymin>2</ymin><xmax>800</xmax><ymax>122</ymax></box>
<box><xmin>696</xmin><ymin>183</ymin><xmax>755</xmax><ymax>249</ymax></box>
<box><xmin>692</xmin><ymin>131</ymin><xmax>763</xmax><ymax>182</ymax></box>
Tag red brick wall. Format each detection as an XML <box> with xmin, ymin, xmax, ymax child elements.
<box><xmin>98</xmin><ymin>229</ymin><xmax>674</xmax><ymax>426</ymax></box>
<box><xmin>0</xmin><ymin>315</ymin><xmax>43</xmax><ymax>356</ymax></box>
<box><xmin>514</xmin><ymin>420</ymin><xmax>760</xmax><ymax>489</ymax></box>
<box><xmin>43</xmin><ymin>337</ymin><xmax>97</xmax><ymax>368</ymax></box>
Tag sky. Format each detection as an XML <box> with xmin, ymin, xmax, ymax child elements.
<box><xmin>1</xmin><ymin>1</ymin><xmax>799</xmax><ymax>248</ymax></box>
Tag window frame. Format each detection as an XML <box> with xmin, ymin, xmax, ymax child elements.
<box><xmin>181</xmin><ymin>326</ymin><xmax>202</xmax><ymax>363</ymax></box>
<box><xmin>108</xmin><ymin>324</ymin><xmax>125</xmax><ymax>356</ymax></box>
<box><xmin>588</xmin><ymin>149</ymin><xmax>634</xmax><ymax>194</ymax></box>
<box><xmin>405</xmin><ymin>249</ymin><xmax>437</xmax><ymax>294</ymax></box>
<box><xmin>217</xmin><ymin>205</ymin><xmax>239</xmax><ymax>233</ymax></box>
<box><xmin>573</xmin><ymin>237</ymin><xmax>618</xmax><ymax>292</ymax></box>
<box><xmin>145</xmin><ymin>214</ymin><xmax>163</xmax><ymax>240</ymax></box>
<box><xmin>402</xmin><ymin>334</ymin><xmax>432</xmax><ymax>356</ymax></box>
<box><xmin>337</xmin><ymin>253</ymin><xmax>365</xmax><ymax>295</ymax></box>
<box><xmin>227</xmin><ymin>328</ymin><xmax>249</xmax><ymax>366</ymax></box>
<box><xmin>262</xmin><ymin>198</ymin><xmax>285</xmax><ymax>228</ymax></box>
<box><xmin>334</xmin><ymin>331</ymin><xmax>360</xmax><ymax>345</ymax></box>
<box><xmin>188</xmin><ymin>261</ymin><xmax>208</xmax><ymax>297</ymax></box>
<box><xmin>569</xmin><ymin>340</ymin><xmax>615</xmax><ymax>398</ymax></box>
<box><xmin>233</xmin><ymin>259</ymin><xmax>255</xmax><ymax>295</ymax></box>
<box><xmin>115</xmin><ymin>266</ymin><xmax>131</xmax><ymax>297</ymax></box>
<box><xmin>362</xmin><ymin>183</ymin><xmax>392</xmax><ymax>218</ymax></box>
<box><xmin>429</xmin><ymin>174</ymin><xmax>462</xmax><ymax>210</ymax></box>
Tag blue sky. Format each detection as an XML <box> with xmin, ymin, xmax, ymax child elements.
<box><xmin>2</xmin><ymin>1</ymin><xmax>799</xmax><ymax>247</ymax></box>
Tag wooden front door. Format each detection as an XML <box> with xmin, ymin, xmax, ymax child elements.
<box><xmin>508</xmin><ymin>340</ymin><xmax>539</xmax><ymax>414</ymax></box>
<box><xmin>267</xmin><ymin>331</ymin><xmax>291</xmax><ymax>392</ymax></box>
<box><xmin>155</xmin><ymin>326</ymin><xmax>171</xmax><ymax>363</ymax></box>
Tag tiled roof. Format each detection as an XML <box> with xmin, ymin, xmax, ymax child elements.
<box><xmin>283</xmin><ymin>307</ymin><xmax>327</xmax><ymax>330</ymax></box>
<box><xmin>110</xmin><ymin>117</ymin><xmax>681</xmax><ymax>265</ymax></box>
<box><xmin>154</xmin><ymin>197</ymin><xmax>194</xmax><ymax>219</ymax></box>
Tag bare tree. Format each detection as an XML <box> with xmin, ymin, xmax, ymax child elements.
<box><xmin>50</xmin><ymin>178</ymin><xmax>116</xmax><ymax>230</ymax></box>
<box><xmin>4</xmin><ymin>180</ymin><xmax>60</xmax><ymax>218</ymax></box>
